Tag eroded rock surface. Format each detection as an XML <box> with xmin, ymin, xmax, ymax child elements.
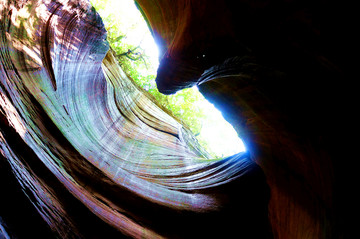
<box><xmin>1</xmin><ymin>0</ymin><xmax>271</xmax><ymax>238</ymax></box>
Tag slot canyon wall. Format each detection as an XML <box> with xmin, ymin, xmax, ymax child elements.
<box><xmin>136</xmin><ymin>0</ymin><xmax>351</xmax><ymax>238</ymax></box>
<box><xmin>0</xmin><ymin>0</ymin><xmax>351</xmax><ymax>238</ymax></box>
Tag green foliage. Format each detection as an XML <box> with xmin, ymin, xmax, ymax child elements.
<box><xmin>90</xmin><ymin>0</ymin><xmax>223</xmax><ymax>157</ymax></box>
<box><xmin>91</xmin><ymin>0</ymin><xmax>206</xmax><ymax>133</ymax></box>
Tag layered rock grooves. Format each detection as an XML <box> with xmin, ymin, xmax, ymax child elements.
<box><xmin>0</xmin><ymin>0</ymin><xmax>270</xmax><ymax>238</ymax></box>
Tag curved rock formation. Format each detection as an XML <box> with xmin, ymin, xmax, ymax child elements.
<box><xmin>1</xmin><ymin>0</ymin><xmax>270</xmax><ymax>238</ymax></box>
<box><xmin>137</xmin><ymin>0</ymin><xmax>351</xmax><ymax>238</ymax></box>
<box><xmin>0</xmin><ymin>0</ymin><xmax>350</xmax><ymax>238</ymax></box>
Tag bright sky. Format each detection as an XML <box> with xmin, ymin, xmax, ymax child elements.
<box><xmin>91</xmin><ymin>0</ymin><xmax>159</xmax><ymax>69</ymax></box>
<box><xmin>91</xmin><ymin>0</ymin><xmax>246</xmax><ymax>157</ymax></box>
<box><xmin>194</xmin><ymin>92</ymin><xmax>246</xmax><ymax>157</ymax></box>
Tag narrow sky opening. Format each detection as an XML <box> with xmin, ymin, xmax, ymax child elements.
<box><xmin>91</xmin><ymin>0</ymin><xmax>246</xmax><ymax>157</ymax></box>
<box><xmin>193</xmin><ymin>88</ymin><xmax>246</xmax><ymax>157</ymax></box>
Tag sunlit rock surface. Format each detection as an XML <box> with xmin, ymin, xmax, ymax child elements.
<box><xmin>0</xmin><ymin>0</ymin><xmax>270</xmax><ymax>238</ymax></box>
<box><xmin>1</xmin><ymin>0</ymin><xmax>352</xmax><ymax>238</ymax></box>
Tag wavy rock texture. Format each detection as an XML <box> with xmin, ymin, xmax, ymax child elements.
<box><xmin>0</xmin><ymin>0</ymin><xmax>270</xmax><ymax>238</ymax></box>
<box><xmin>0</xmin><ymin>0</ymin><xmax>352</xmax><ymax>238</ymax></box>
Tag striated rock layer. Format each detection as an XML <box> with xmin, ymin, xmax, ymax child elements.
<box><xmin>0</xmin><ymin>0</ymin><xmax>352</xmax><ymax>238</ymax></box>
<box><xmin>0</xmin><ymin>0</ymin><xmax>270</xmax><ymax>238</ymax></box>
